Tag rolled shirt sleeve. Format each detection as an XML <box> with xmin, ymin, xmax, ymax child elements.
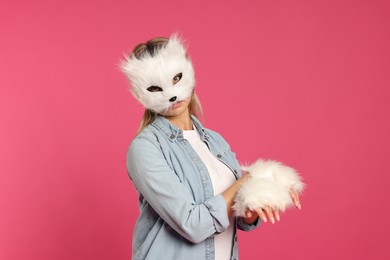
<box><xmin>236</xmin><ymin>216</ymin><xmax>261</xmax><ymax>232</ymax></box>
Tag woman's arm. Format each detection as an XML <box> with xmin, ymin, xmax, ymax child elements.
<box><xmin>221</xmin><ymin>174</ymin><xmax>250</xmax><ymax>218</ymax></box>
<box><xmin>127</xmin><ymin>137</ymin><xmax>231</xmax><ymax>244</ymax></box>
<box><xmin>222</xmin><ymin>172</ymin><xmax>299</xmax><ymax>225</ymax></box>
<box><xmin>210</xmin><ymin>131</ymin><xmax>302</xmax><ymax>228</ymax></box>
<box><xmin>221</xmin><ymin>175</ymin><xmax>276</xmax><ymax>225</ymax></box>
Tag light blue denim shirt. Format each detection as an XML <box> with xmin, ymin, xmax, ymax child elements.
<box><xmin>126</xmin><ymin>114</ymin><xmax>261</xmax><ymax>260</ymax></box>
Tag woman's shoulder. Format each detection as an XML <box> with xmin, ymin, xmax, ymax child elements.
<box><xmin>128</xmin><ymin>123</ymin><xmax>162</xmax><ymax>150</ymax></box>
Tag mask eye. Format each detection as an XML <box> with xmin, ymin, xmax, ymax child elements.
<box><xmin>172</xmin><ymin>73</ymin><xmax>182</xmax><ymax>85</ymax></box>
<box><xmin>147</xmin><ymin>86</ymin><xmax>163</xmax><ymax>92</ymax></box>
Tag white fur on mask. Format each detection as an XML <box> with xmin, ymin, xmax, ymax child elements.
<box><xmin>233</xmin><ymin>159</ymin><xmax>305</xmax><ymax>217</ymax></box>
<box><xmin>120</xmin><ymin>34</ymin><xmax>195</xmax><ymax>113</ymax></box>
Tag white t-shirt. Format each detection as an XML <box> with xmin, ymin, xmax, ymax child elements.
<box><xmin>183</xmin><ymin>126</ymin><xmax>236</xmax><ymax>260</ymax></box>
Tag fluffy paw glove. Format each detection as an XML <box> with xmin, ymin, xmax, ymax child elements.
<box><xmin>233</xmin><ymin>159</ymin><xmax>305</xmax><ymax>217</ymax></box>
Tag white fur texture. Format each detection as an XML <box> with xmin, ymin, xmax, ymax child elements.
<box><xmin>120</xmin><ymin>34</ymin><xmax>195</xmax><ymax>113</ymax></box>
<box><xmin>233</xmin><ymin>159</ymin><xmax>305</xmax><ymax>217</ymax></box>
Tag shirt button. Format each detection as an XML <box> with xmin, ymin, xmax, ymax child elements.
<box><xmin>170</xmin><ymin>134</ymin><xmax>175</xmax><ymax>139</ymax></box>
<box><xmin>217</xmin><ymin>154</ymin><xmax>221</xmax><ymax>158</ymax></box>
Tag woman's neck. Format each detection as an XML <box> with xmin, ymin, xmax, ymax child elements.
<box><xmin>165</xmin><ymin>110</ymin><xmax>193</xmax><ymax>131</ymax></box>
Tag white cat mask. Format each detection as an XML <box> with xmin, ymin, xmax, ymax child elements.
<box><xmin>120</xmin><ymin>35</ymin><xmax>195</xmax><ymax>113</ymax></box>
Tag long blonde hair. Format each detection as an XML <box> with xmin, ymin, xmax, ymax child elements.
<box><xmin>130</xmin><ymin>37</ymin><xmax>204</xmax><ymax>135</ymax></box>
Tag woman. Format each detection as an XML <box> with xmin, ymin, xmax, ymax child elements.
<box><xmin>121</xmin><ymin>35</ymin><xmax>300</xmax><ymax>260</ymax></box>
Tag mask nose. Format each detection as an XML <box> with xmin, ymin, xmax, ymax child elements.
<box><xmin>169</xmin><ymin>96</ymin><xmax>177</xmax><ymax>102</ymax></box>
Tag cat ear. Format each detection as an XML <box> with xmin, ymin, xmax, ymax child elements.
<box><xmin>157</xmin><ymin>33</ymin><xmax>187</xmax><ymax>59</ymax></box>
<box><xmin>169</xmin><ymin>33</ymin><xmax>185</xmax><ymax>47</ymax></box>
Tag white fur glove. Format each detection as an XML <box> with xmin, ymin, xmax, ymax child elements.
<box><xmin>233</xmin><ymin>159</ymin><xmax>305</xmax><ymax>217</ymax></box>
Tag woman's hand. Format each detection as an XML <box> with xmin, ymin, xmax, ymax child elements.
<box><xmin>243</xmin><ymin>207</ymin><xmax>280</xmax><ymax>224</ymax></box>
<box><xmin>242</xmin><ymin>189</ymin><xmax>301</xmax><ymax>224</ymax></box>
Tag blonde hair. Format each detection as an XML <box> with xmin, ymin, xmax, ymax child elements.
<box><xmin>130</xmin><ymin>37</ymin><xmax>204</xmax><ymax>135</ymax></box>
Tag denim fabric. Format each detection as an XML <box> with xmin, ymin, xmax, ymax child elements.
<box><xmin>126</xmin><ymin>114</ymin><xmax>261</xmax><ymax>260</ymax></box>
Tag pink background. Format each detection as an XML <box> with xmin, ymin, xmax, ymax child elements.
<box><xmin>1</xmin><ymin>0</ymin><xmax>389</xmax><ymax>259</ymax></box>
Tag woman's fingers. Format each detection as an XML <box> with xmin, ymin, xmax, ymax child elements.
<box><xmin>289</xmin><ymin>190</ymin><xmax>301</xmax><ymax>209</ymax></box>
<box><xmin>256</xmin><ymin>208</ymin><xmax>268</xmax><ymax>223</ymax></box>
<box><xmin>274</xmin><ymin>208</ymin><xmax>280</xmax><ymax>222</ymax></box>
<box><xmin>253</xmin><ymin>207</ymin><xmax>281</xmax><ymax>224</ymax></box>
<box><xmin>264</xmin><ymin>207</ymin><xmax>275</xmax><ymax>224</ymax></box>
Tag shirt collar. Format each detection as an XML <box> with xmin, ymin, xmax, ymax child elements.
<box><xmin>151</xmin><ymin>114</ymin><xmax>209</xmax><ymax>142</ymax></box>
